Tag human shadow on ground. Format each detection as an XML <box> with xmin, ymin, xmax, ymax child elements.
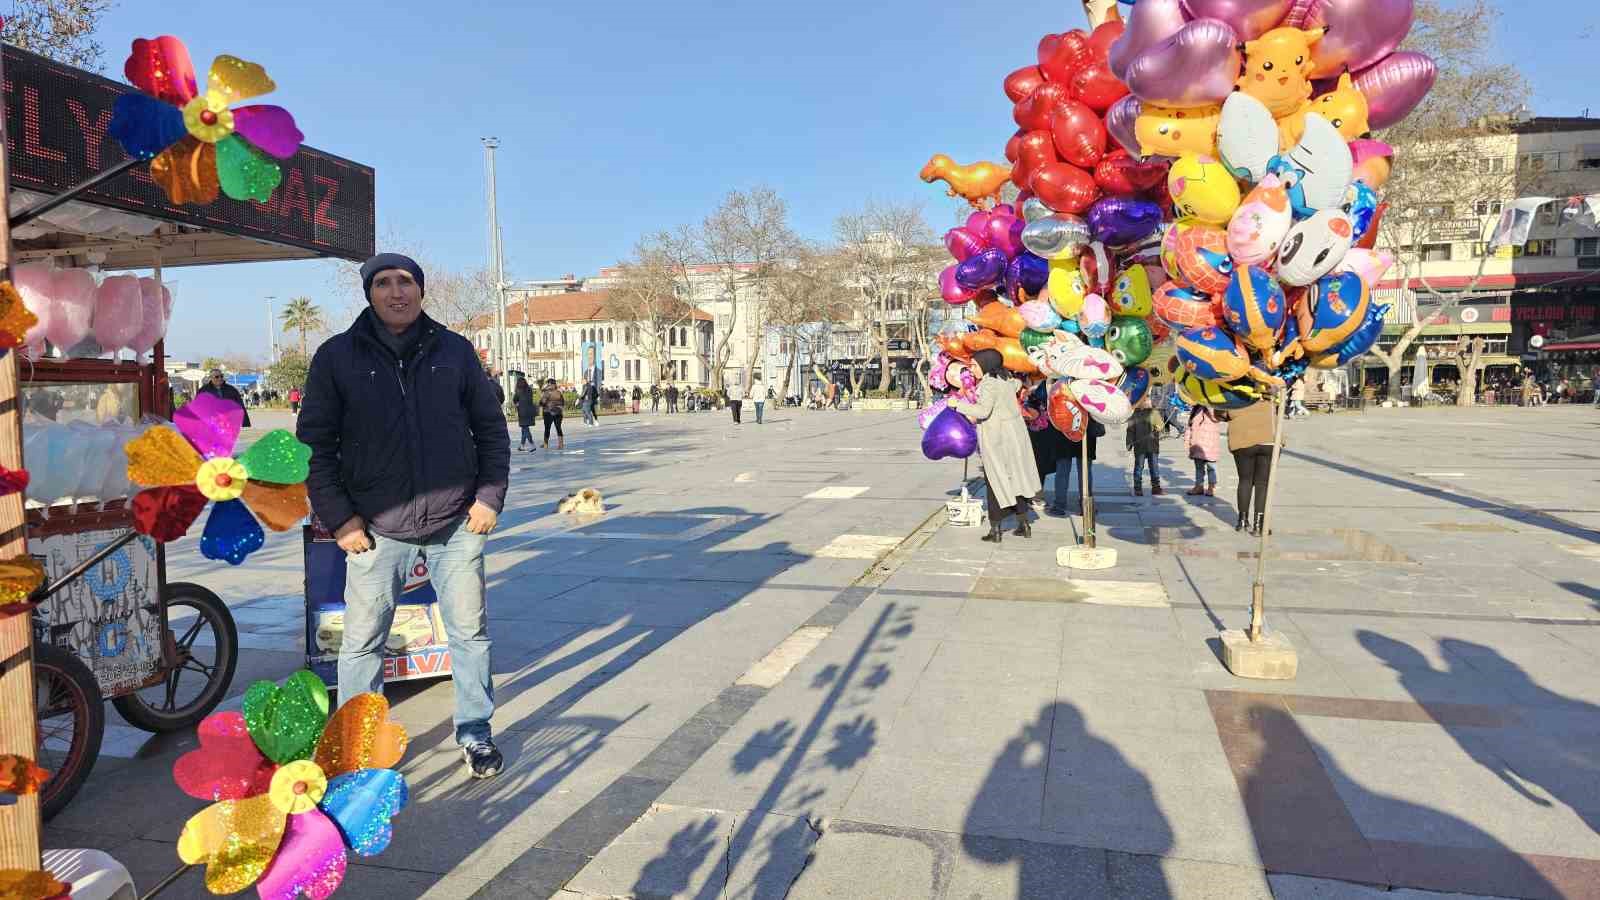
<box><xmin>963</xmin><ymin>702</ymin><xmax>1174</xmax><ymax>898</ymax></box>
<box><xmin>1360</xmin><ymin>630</ymin><xmax>1600</xmax><ymax>840</ymax></box>
<box><xmin>1238</xmin><ymin>702</ymin><xmax>1566</xmax><ymax>898</ymax></box>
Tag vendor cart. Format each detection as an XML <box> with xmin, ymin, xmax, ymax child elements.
<box><xmin>0</xmin><ymin>43</ymin><xmax>375</xmax><ymax>824</ymax></box>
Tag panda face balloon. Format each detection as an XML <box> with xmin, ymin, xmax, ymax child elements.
<box><xmin>1278</xmin><ymin>209</ymin><xmax>1354</xmax><ymax>286</ymax></box>
<box><xmin>1105</xmin><ymin>316</ymin><xmax>1154</xmax><ymax>367</ymax></box>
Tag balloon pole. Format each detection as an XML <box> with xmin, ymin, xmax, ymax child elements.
<box><xmin>1080</xmin><ymin>435</ymin><xmax>1094</xmax><ymax>549</ymax></box>
<box><xmin>1248</xmin><ymin>390</ymin><xmax>1289</xmax><ymax>643</ymax></box>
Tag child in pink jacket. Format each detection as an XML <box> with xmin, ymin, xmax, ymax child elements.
<box><xmin>1185</xmin><ymin>405</ymin><xmax>1220</xmax><ymax>496</ymax></box>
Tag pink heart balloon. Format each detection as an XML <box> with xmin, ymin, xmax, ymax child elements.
<box><xmin>1105</xmin><ymin>94</ymin><xmax>1144</xmax><ymax>158</ymax></box>
<box><xmin>1181</xmin><ymin>0</ymin><xmax>1292</xmax><ymax>40</ymax></box>
<box><xmin>966</xmin><ymin>210</ymin><xmax>994</xmax><ymax>236</ymax></box>
<box><xmin>1354</xmin><ymin>51</ymin><xmax>1435</xmax><ymax>130</ymax></box>
<box><xmin>993</xmin><ymin>203</ymin><xmax>1016</xmax><ymax>218</ymax></box>
<box><xmin>940</xmin><ymin>266</ymin><xmax>979</xmax><ymax>304</ymax></box>
<box><xmin>945</xmin><ymin>227</ymin><xmax>988</xmax><ymax>262</ymax></box>
<box><xmin>986</xmin><ymin>214</ymin><xmax>1024</xmax><ymax>257</ymax></box>
<box><xmin>1108</xmin><ymin>0</ymin><xmax>1189</xmax><ymax>81</ymax></box>
<box><xmin>1124</xmin><ymin>19</ymin><xmax>1241</xmax><ymax>108</ymax></box>
<box><xmin>1309</xmin><ymin>0</ymin><xmax>1414</xmax><ymax>79</ymax></box>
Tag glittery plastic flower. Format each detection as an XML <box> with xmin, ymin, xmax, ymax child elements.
<box><xmin>123</xmin><ymin>391</ymin><xmax>312</xmax><ymax>565</ymax></box>
<box><xmin>0</xmin><ymin>282</ymin><xmax>39</xmax><ymax>353</ymax></box>
<box><xmin>0</xmin><ymin>754</ymin><xmax>50</xmax><ymax>797</ymax></box>
<box><xmin>0</xmin><ymin>869</ymin><xmax>69</xmax><ymax>900</ymax></box>
<box><xmin>107</xmin><ymin>36</ymin><xmax>304</xmax><ymax>204</ymax></box>
<box><xmin>173</xmin><ymin>671</ymin><xmax>410</xmax><ymax>899</ymax></box>
<box><xmin>0</xmin><ymin>555</ymin><xmax>46</xmax><ymax>617</ymax></box>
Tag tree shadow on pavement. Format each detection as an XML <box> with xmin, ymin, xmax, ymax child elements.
<box><xmin>1360</xmin><ymin>630</ymin><xmax>1600</xmax><ymax>840</ymax></box>
<box><xmin>1557</xmin><ymin>580</ymin><xmax>1600</xmax><ymax>610</ymax></box>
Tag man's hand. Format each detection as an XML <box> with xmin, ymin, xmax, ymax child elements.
<box><xmin>335</xmin><ymin>516</ymin><xmax>372</xmax><ymax>554</ymax></box>
<box><xmin>466</xmin><ymin>501</ymin><xmax>498</xmax><ymax>535</ymax></box>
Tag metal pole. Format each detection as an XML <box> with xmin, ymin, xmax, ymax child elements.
<box><xmin>1248</xmin><ymin>390</ymin><xmax>1289</xmax><ymax>642</ymax></box>
<box><xmin>482</xmin><ymin>138</ymin><xmax>506</xmax><ymax>386</ymax></box>
<box><xmin>264</xmin><ymin>295</ymin><xmax>276</xmax><ymax>365</ymax></box>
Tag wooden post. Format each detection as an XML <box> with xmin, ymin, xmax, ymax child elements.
<box><xmin>0</xmin><ymin>38</ymin><xmax>42</xmax><ymax>869</ymax></box>
<box><xmin>1248</xmin><ymin>389</ymin><xmax>1289</xmax><ymax>643</ymax></box>
<box><xmin>1079</xmin><ymin>435</ymin><xmax>1094</xmax><ymax>549</ymax></box>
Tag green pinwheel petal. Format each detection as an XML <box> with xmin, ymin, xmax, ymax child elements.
<box><xmin>215</xmin><ymin>134</ymin><xmax>282</xmax><ymax>203</ymax></box>
<box><xmin>241</xmin><ymin>669</ymin><xmax>329</xmax><ymax>764</ymax></box>
<box><xmin>239</xmin><ymin>429</ymin><xmax>311</xmax><ymax>485</ymax></box>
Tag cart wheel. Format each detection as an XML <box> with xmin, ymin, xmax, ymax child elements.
<box><xmin>34</xmin><ymin>642</ymin><xmax>106</xmax><ymax>821</ymax></box>
<box><xmin>112</xmin><ymin>582</ymin><xmax>238</xmax><ymax>733</ymax></box>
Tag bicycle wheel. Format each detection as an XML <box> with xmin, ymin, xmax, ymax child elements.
<box><xmin>34</xmin><ymin>642</ymin><xmax>105</xmax><ymax>821</ymax></box>
<box><xmin>112</xmin><ymin>582</ymin><xmax>238</xmax><ymax>733</ymax></box>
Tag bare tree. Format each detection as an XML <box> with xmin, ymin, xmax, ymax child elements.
<box><xmin>699</xmin><ymin>187</ymin><xmax>795</xmax><ymax>393</ymax></box>
<box><xmin>609</xmin><ymin>227</ymin><xmax>700</xmax><ymax>385</ymax></box>
<box><xmin>764</xmin><ymin>242</ymin><xmax>854</xmax><ymax>400</ymax></box>
<box><xmin>1364</xmin><ymin>0</ymin><xmax>1531</xmax><ymax>400</ymax></box>
<box><xmin>2</xmin><ymin>0</ymin><xmax>112</xmax><ymax>71</ymax></box>
<box><xmin>834</xmin><ymin>201</ymin><xmax>941</xmax><ymax>392</ymax></box>
<box><xmin>1450</xmin><ymin>335</ymin><xmax>1487</xmax><ymax>406</ymax></box>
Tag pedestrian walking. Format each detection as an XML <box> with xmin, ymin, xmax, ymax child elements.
<box><xmin>666</xmin><ymin>383</ymin><xmax>679</xmax><ymax>414</ymax></box>
<box><xmin>298</xmin><ymin>252</ymin><xmax>508</xmax><ymax>780</ymax></box>
<box><xmin>513</xmin><ymin>375</ymin><xmax>538</xmax><ymax>451</ymax></box>
<box><xmin>755</xmin><ymin>376</ymin><xmax>768</xmax><ymax>424</ymax></box>
<box><xmin>580</xmin><ymin>378</ymin><xmax>598</xmax><ymax>426</ymax></box>
<box><xmin>1225</xmin><ymin>398</ymin><xmax>1281</xmax><ymax>535</ymax></box>
<box><xmin>1126</xmin><ymin>396</ymin><xmax>1164</xmax><ymax>496</ymax></box>
<box><xmin>731</xmin><ymin>379</ymin><xmax>745</xmax><ymax>424</ymax></box>
<box><xmin>631</xmin><ymin>385</ymin><xmax>642</xmax><ymax>414</ymax></box>
<box><xmin>541</xmin><ymin>378</ymin><xmax>565</xmax><ymax>449</ymax></box>
<box><xmin>198</xmin><ymin>369</ymin><xmax>252</xmax><ymax>428</ymax></box>
<box><xmin>1184</xmin><ymin>405</ymin><xmax>1220</xmax><ymax>496</ymax></box>
<box><xmin>288</xmin><ymin>386</ymin><xmax>302</xmax><ymax>414</ymax></box>
<box><xmin>650</xmin><ymin>382</ymin><xmax>661</xmax><ymax>412</ymax></box>
<box><xmin>949</xmin><ymin>349</ymin><xmax>1042</xmax><ymax>542</ymax></box>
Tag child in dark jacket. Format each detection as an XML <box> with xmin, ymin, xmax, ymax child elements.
<box><xmin>1125</xmin><ymin>398</ymin><xmax>1164</xmax><ymax>496</ymax></box>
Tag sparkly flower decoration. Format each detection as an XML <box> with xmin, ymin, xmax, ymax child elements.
<box><xmin>123</xmin><ymin>391</ymin><xmax>312</xmax><ymax>565</ymax></box>
<box><xmin>174</xmin><ymin>671</ymin><xmax>410</xmax><ymax>899</ymax></box>
<box><xmin>0</xmin><ymin>556</ymin><xmax>46</xmax><ymax>618</ymax></box>
<box><xmin>107</xmin><ymin>36</ymin><xmax>304</xmax><ymax>205</ymax></box>
<box><xmin>0</xmin><ymin>869</ymin><xmax>69</xmax><ymax>900</ymax></box>
<box><xmin>0</xmin><ymin>755</ymin><xmax>50</xmax><ymax>797</ymax></box>
<box><xmin>0</xmin><ymin>282</ymin><xmax>38</xmax><ymax>353</ymax></box>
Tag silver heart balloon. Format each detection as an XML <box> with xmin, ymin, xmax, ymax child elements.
<box><xmin>1108</xmin><ymin>0</ymin><xmax>1188</xmax><ymax>81</ymax></box>
<box><xmin>1310</xmin><ymin>0</ymin><xmax>1415</xmax><ymax>78</ymax></box>
<box><xmin>1021</xmin><ymin>197</ymin><xmax>1056</xmax><ymax>223</ymax></box>
<box><xmin>1020</xmin><ymin>214</ymin><xmax>1091</xmax><ymax>260</ymax></box>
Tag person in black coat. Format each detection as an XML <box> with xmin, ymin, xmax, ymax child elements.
<box><xmin>513</xmin><ymin>375</ymin><xmax>538</xmax><ymax>451</ymax></box>
<box><xmin>198</xmin><ymin>370</ymin><xmax>251</xmax><ymax>427</ymax></box>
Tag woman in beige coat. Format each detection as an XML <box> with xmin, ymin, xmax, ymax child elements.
<box><xmin>1224</xmin><ymin>399</ymin><xmax>1283</xmax><ymax>535</ymax></box>
<box><xmin>949</xmin><ymin>349</ymin><xmax>1043</xmax><ymax>542</ymax></box>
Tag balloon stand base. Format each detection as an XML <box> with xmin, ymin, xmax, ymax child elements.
<box><xmin>1219</xmin><ymin>628</ymin><xmax>1299</xmax><ymax>681</ymax></box>
<box><xmin>1058</xmin><ymin>545</ymin><xmax>1117</xmax><ymax>570</ymax></box>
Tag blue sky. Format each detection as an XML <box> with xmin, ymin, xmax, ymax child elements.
<box><xmin>91</xmin><ymin>0</ymin><xmax>1592</xmax><ymax>362</ymax></box>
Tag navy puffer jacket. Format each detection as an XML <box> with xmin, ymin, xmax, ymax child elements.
<box><xmin>298</xmin><ymin>309</ymin><xmax>509</xmax><ymax>541</ymax></box>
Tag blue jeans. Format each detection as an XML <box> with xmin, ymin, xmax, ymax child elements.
<box><xmin>1051</xmin><ymin>455</ymin><xmax>1091</xmax><ymax>512</ymax></box>
<box><xmin>1133</xmin><ymin>451</ymin><xmax>1160</xmax><ymax>488</ymax></box>
<box><xmin>339</xmin><ymin>517</ymin><xmax>494</xmax><ymax>747</ymax></box>
<box><xmin>1193</xmin><ymin>458</ymin><xmax>1217</xmax><ymax>487</ymax></box>
<box><xmin>581</xmin><ymin>402</ymin><xmax>596</xmax><ymax>425</ymax></box>
<box><xmin>754</xmin><ymin>401</ymin><xmax>765</xmax><ymax>423</ymax></box>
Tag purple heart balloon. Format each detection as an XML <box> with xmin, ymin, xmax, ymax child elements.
<box><xmin>1181</xmin><ymin>0</ymin><xmax>1293</xmax><ymax>41</ymax></box>
<box><xmin>1088</xmin><ymin>196</ymin><xmax>1165</xmax><ymax>246</ymax></box>
<box><xmin>1354</xmin><ymin>51</ymin><xmax>1435</xmax><ymax>130</ymax></box>
<box><xmin>918</xmin><ymin>396</ymin><xmax>950</xmax><ymax>429</ymax></box>
<box><xmin>921</xmin><ymin>406</ymin><xmax>978</xmax><ymax>460</ymax></box>
<box><xmin>1309</xmin><ymin>0</ymin><xmax>1414</xmax><ymax>78</ymax></box>
<box><xmin>955</xmin><ymin>248</ymin><xmax>1009</xmax><ymax>291</ymax></box>
<box><xmin>940</xmin><ymin>266</ymin><xmax>978</xmax><ymax>304</ymax></box>
<box><xmin>1005</xmin><ymin>253</ymin><xmax>1050</xmax><ymax>299</ymax></box>
<box><xmin>1106</xmin><ymin>94</ymin><xmax>1144</xmax><ymax>157</ymax></box>
<box><xmin>1108</xmin><ymin>0</ymin><xmax>1189</xmax><ymax>81</ymax></box>
<box><xmin>985</xmin><ymin>214</ymin><xmax>1024</xmax><ymax>258</ymax></box>
<box><xmin>944</xmin><ymin>227</ymin><xmax>988</xmax><ymax>262</ymax></box>
<box><xmin>1125</xmin><ymin>18</ymin><xmax>1241</xmax><ymax>108</ymax></box>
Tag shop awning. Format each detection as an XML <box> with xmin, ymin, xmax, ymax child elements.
<box><xmin>1540</xmin><ymin>333</ymin><xmax>1600</xmax><ymax>352</ymax></box>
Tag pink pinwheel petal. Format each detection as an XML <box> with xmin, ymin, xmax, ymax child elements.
<box><xmin>173</xmin><ymin>711</ymin><xmax>276</xmax><ymax>801</ymax></box>
<box><xmin>232</xmin><ymin>106</ymin><xmax>304</xmax><ymax>160</ymax></box>
<box><xmin>126</xmin><ymin>36</ymin><xmax>198</xmax><ymax>106</ymax></box>
<box><xmin>255</xmin><ymin>808</ymin><xmax>347</xmax><ymax>900</ymax></box>
<box><xmin>174</xmin><ymin>391</ymin><xmax>244</xmax><ymax>459</ymax></box>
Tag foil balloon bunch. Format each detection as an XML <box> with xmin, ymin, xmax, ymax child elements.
<box><xmin>1101</xmin><ymin>4</ymin><xmax>1434</xmax><ymax>409</ymax></box>
<box><xmin>1107</xmin><ymin>0</ymin><xmax>1435</xmax><ymax>161</ymax></box>
<box><xmin>922</xmin><ymin>17</ymin><xmax>1179</xmax><ymax>461</ymax></box>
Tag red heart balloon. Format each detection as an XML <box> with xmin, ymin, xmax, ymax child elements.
<box><xmin>1094</xmin><ymin>150</ymin><xmax>1170</xmax><ymax>194</ymax></box>
<box><xmin>1039</xmin><ymin>30</ymin><xmax>1094</xmax><ymax>83</ymax></box>
<box><xmin>1004</xmin><ymin>65</ymin><xmax>1047</xmax><ymax>103</ymax></box>
<box><xmin>1030</xmin><ymin>163</ymin><xmax>1099</xmax><ymax>215</ymax></box>
<box><xmin>1013</xmin><ymin>81</ymin><xmax>1070</xmax><ymax>132</ymax></box>
<box><xmin>1050</xmin><ymin>99</ymin><xmax>1107</xmax><ymax>168</ymax></box>
<box><xmin>1087</xmin><ymin>21</ymin><xmax>1125</xmax><ymax>61</ymax></box>
<box><xmin>1005</xmin><ymin>129</ymin><xmax>1024</xmax><ymax>164</ymax></box>
<box><xmin>972</xmin><ymin>289</ymin><xmax>1000</xmax><ymax>309</ymax></box>
<box><xmin>1071</xmin><ymin>62</ymin><xmax>1130</xmax><ymax>114</ymax></box>
<box><xmin>1012</xmin><ymin>130</ymin><xmax>1059</xmax><ymax>189</ymax></box>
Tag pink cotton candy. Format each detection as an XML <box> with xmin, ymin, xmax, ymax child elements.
<box><xmin>128</xmin><ymin>277</ymin><xmax>170</xmax><ymax>356</ymax></box>
<box><xmin>45</xmin><ymin>269</ymin><xmax>95</xmax><ymax>351</ymax></box>
<box><xmin>92</xmin><ymin>274</ymin><xmax>144</xmax><ymax>352</ymax></box>
<box><xmin>14</xmin><ymin>263</ymin><xmax>55</xmax><ymax>352</ymax></box>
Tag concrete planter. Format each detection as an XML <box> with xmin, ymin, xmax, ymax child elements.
<box><xmin>853</xmin><ymin>398</ymin><xmax>915</xmax><ymax>411</ymax></box>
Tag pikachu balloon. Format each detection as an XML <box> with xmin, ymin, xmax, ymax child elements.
<box><xmin>1237</xmin><ymin>27</ymin><xmax>1324</xmax><ymax>149</ymax></box>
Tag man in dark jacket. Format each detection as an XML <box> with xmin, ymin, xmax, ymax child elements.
<box><xmin>297</xmin><ymin>253</ymin><xmax>510</xmax><ymax>780</ymax></box>
<box><xmin>199</xmin><ymin>369</ymin><xmax>251</xmax><ymax>428</ymax></box>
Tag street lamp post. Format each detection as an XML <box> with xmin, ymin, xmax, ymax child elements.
<box><xmin>482</xmin><ymin>138</ymin><xmax>507</xmax><ymax>391</ymax></box>
<box><xmin>264</xmin><ymin>295</ymin><xmax>277</xmax><ymax>387</ymax></box>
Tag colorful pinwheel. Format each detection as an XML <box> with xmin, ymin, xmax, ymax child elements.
<box><xmin>107</xmin><ymin>36</ymin><xmax>304</xmax><ymax>205</ymax></box>
<box><xmin>123</xmin><ymin>391</ymin><xmax>312</xmax><ymax>565</ymax></box>
<box><xmin>173</xmin><ymin>671</ymin><xmax>409</xmax><ymax>899</ymax></box>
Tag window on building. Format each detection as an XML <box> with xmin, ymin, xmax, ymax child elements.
<box><xmin>1578</xmin><ymin>237</ymin><xmax>1600</xmax><ymax>256</ymax></box>
<box><xmin>1580</xmin><ymin>146</ymin><xmax>1600</xmax><ymax>169</ymax></box>
<box><xmin>1420</xmin><ymin>243</ymin><xmax>1452</xmax><ymax>262</ymax></box>
<box><xmin>1524</xmin><ymin>240</ymin><xmax>1555</xmax><ymax>257</ymax></box>
<box><xmin>1474</xmin><ymin>200</ymin><xmax>1503</xmax><ymax>217</ymax></box>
